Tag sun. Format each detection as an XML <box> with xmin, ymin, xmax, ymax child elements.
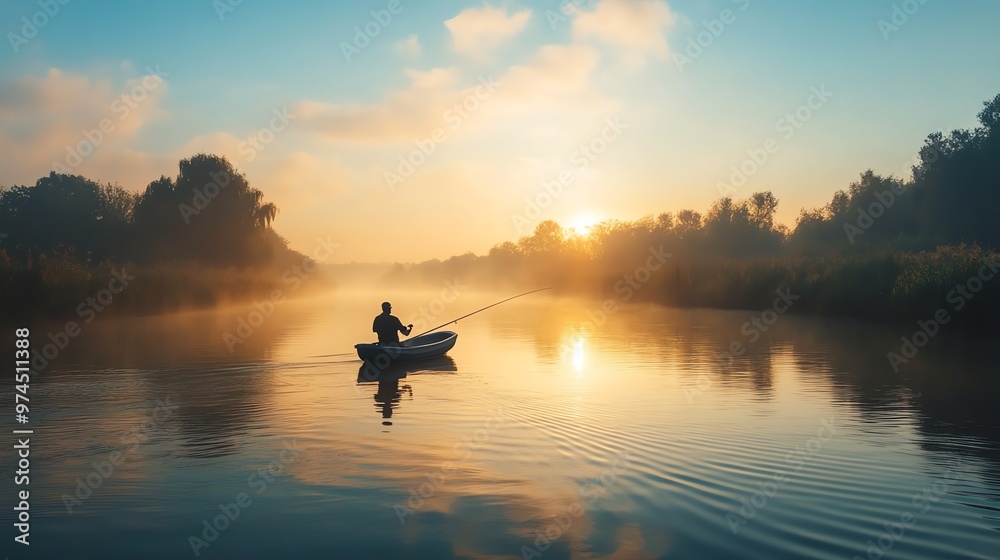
<box><xmin>567</xmin><ymin>213</ymin><xmax>600</xmax><ymax>236</ymax></box>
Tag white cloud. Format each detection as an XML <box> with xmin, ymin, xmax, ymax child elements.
<box><xmin>395</xmin><ymin>34</ymin><xmax>422</xmax><ymax>57</ymax></box>
<box><xmin>172</xmin><ymin>132</ymin><xmax>245</xmax><ymax>164</ymax></box>
<box><xmin>445</xmin><ymin>3</ymin><xmax>532</xmax><ymax>57</ymax></box>
<box><xmin>573</xmin><ymin>0</ymin><xmax>677</xmax><ymax>66</ymax></box>
<box><xmin>502</xmin><ymin>44</ymin><xmax>600</xmax><ymax>101</ymax></box>
<box><xmin>294</xmin><ymin>43</ymin><xmax>612</xmax><ymax>146</ymax></box>
<box><xmin>294</xmin><ymin>67</ymin><xmax>465</xmax><ymax>144</ymax></box>
<box><xmin>263</xmin><ymin>151</ymin><xmax>353</xmax><ymax>201</ymax></box>
<box><xmin>0</xmin><ymin>67</ymin><xmax>171</xmax><ymax>188</ymax></box>
<box><xmin>404</xmin><ymin>67</ymin><xmax>461</xmax><ymax>90</ymax></box>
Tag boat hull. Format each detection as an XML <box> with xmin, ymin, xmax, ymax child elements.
<box><xmin>355</xmin><ymin>331</ymin><xmax>458</xmax><ymax>363</ymax></box>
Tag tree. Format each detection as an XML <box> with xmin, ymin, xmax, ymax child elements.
<box><xmin>0</xmin><ymin>154</ymin><xmax>286</xmax><ymax>267</ymax></box>
<box><xmin>747</xmin><ymin>191</ymin><xmax>779</xmax><ymax>231</ymax></box>
<box><xmin>518</xmin><ymin>220</ymin><xmax>564</xmax><ymax>255</ymax></box>
<box><xmin>674</xmin><ymin>210</ymin><xmax>702</xmax><ymax>239</ymax></box>
<box><xmin>977</xmin><ymin>93</ymin><xmax>1000</xmax><ymax>135</ymax></box>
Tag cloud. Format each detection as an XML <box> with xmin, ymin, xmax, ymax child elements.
<box><xmin>573</xmin><ymin>0</ymin><xmax>677</xmax><ymax>66</ymax></box>
<box><xmin>404</xmin><ymin>67</ymin><xmax>461</xmax><ymax>90</ymax></box>
<box><xmin>445</xmin><ymin>3</ymin><xmax>531</xmax><ymax>57</ymax></box>
<box><xmin>263</xmin><ymin>151</ymin><xmax>353</xmax><ymax>201</ymax></box>
<box><xmin>172</xmin><ymin>132</ymin><xmax>246</xmax><ymax>165</ymax></box>
<box><xmin>0</xmin><ymin>67</ymin><xmax>171</xmax><ymax>188</ymax></box>
<box><xmin>502</xmin><ymin>44</ymin><xmax>600</xmax><ymax>101</ymax></box>
<box><xmin>395</xmin><ymin>34</ymin><xmax>422</xmax><ymax>57</ymax></box>
<box><xmin>294</xmin><ymin>67</ymin><xmax>465</xmax><ymax>144</ymax></box>
<box><xmin>294</xmin><ymin>43</ymin><xmax>612</xmax><ymax>147</ymax></box>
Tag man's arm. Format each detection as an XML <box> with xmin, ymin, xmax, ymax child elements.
<box><xmin>394</xmin><ymin>316</ymin><xmax>413</xmax><ymax>336</ymax></box>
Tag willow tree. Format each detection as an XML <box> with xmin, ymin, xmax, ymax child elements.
<box><xmin>136</xmin><ymin>154</ymin><xmax>282</xmax><ymax>265</ymax></box>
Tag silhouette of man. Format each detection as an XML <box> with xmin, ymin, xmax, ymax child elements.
<box><xmin>373</xmin><ymin>302</ymin><xmax>412</xmax><ymax>345</ymax></box>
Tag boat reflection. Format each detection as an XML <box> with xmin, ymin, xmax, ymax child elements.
<box><xmin>356</xmin><ymin>356</ymin><xmax>458</xmax><ymax>426</ymax></box>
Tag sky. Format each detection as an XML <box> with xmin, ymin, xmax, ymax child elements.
<box><xmin>2</xmin><ymin>0</ymin><xmax>999</xmax><ymax>263</ymax></box>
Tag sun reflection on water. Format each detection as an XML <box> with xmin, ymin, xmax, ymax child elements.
<box><xmin>573</xmin><ymin>336</ymin><xmax>585</xmax><ymax>373</ymax></box>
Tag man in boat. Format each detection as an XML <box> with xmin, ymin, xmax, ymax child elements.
<box><xmin>373</xmin><ymin>302</ymin><xmax>413</xmax><ymax>346</ymax></box>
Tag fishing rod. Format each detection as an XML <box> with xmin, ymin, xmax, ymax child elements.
<box><xmin>413</xmin><ymin>287</ymin><xmax>553</xmax><ymax>337</ymax></box>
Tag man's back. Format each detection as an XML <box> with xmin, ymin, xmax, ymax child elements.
<box><xmin>373</xmin><ymin>312</ymin><xmax>405</xmax><ymax>344</ymax></box>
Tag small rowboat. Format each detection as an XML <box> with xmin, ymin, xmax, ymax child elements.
<box><xmin>355</xmin><ymin>331</ymin><xmax>458</xmax><ymax>363</ymax></box>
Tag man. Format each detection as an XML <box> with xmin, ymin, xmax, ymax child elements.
<box><xmin>373</xmin><ymin>301</ymin><xmax>413</xmax><ymax>345</ymax></box>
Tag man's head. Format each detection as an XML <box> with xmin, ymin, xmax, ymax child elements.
<box><xmin>381</xmin><ymin>301</ymin><xmax>392</xmax><ymax>313</ymax></box>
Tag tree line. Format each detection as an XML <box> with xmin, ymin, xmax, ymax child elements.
<box><xmin>0</xmin><ymin>154</ymin><xmax>305</xmax><ymax>317</ymax></box>
<box><xmin>0</xmin><ymin>154</ymin><xmax>285</xmax><ymax>266</ymax></box>
<box><xmin>385</xmin><ymin>93</ymin><xmax>1000</xmax><ymax>326</ymax></box>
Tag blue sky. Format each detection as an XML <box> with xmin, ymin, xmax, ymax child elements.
<box><xmin>2</xmin><ymin>0</ymin><xmax>999</xmax><ymax>261</ymax></box>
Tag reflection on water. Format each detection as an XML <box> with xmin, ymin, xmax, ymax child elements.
<box><xmin>1</xmin><ymin>292</ymin><xmax>998</xmax><ymax>559</ymax></box>
<box><xmin>357</xmin><ymin>357</ymin><xmax>457</xmax><ymax>427</ymax></box>
<box><xmin>374</xmin><ymin>374</ymin><xmax>410</xmax><ymax>425</ymax></box>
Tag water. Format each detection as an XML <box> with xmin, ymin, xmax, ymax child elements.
<box><xmin>3</xmin><ymin>291</ymin><xmax>999</xmax><ymax>559</ymax></box>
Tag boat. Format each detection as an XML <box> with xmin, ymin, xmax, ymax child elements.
<box><xmin>355</xmin><ymin>331</ymin><xmax>458</xmax><ymax>363</ymax></box>
<box><xmin>356</xmin><ymin>355</ymin><xmax>458</xmax><ymax>383</ymax></box>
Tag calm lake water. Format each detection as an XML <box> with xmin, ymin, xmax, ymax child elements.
<box><xmin>3</xmin><ymin>291</ymin><xmax>999</xmax><ymax>559</ymax></box>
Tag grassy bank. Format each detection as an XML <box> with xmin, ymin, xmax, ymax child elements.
<box><xmin>383</xmin><ymin>245</ymin><xmax>1000</xmax><ymax>328</ymax></box>
<box><xmin>0</xmin><ymin>251</ymin><xmax>329</xmax><ymax>320</ymax></box>
<box><xmin>640</xmin><ymin>246</ymin><xmax>999</xmax><ymax>325</ymax></box>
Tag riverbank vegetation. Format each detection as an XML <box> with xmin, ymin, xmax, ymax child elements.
<box><xmin>5</xmin><ymin>94</ymin><xmax>999</xmax><ymax>327</ymax></box>
<box><xmin>383</xmin><ymin>93</ymin><xmax>1000</xmax><ymax>327</ymax></box>
<box><xmin>0</xmin><ymin>154</ymin><xmax>319</xmax><ymax>319</ymax></box>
